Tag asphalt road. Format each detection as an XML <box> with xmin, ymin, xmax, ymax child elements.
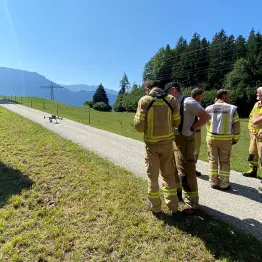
<box><xmin>1</xmin><ymin>100</ymin><xmax>262</xmax><ymax>240</ymax></box>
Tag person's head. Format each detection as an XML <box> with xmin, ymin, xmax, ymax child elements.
<box><xmin>191</xmin><ymin>87</ymin><xmax>204</xmax><ymax>102</ymax></box>
<box><xmin>143</xmin><ymin>79</ymin><xmax>159</xmax><ymax>94</ymax></box>
<box><xmin>256</xmin><ymin>87</ymin><xmax>262</xmax><ymax>101</ymax></box>
<box><xmin>216</xmin><ymin>89</ymin><xmax>230</xmax><ymax>103</ymax></box>
<box><xmin>164</xmin><ymin>82</ymin><xmax>181</xmax><ymax>99</ymax></box>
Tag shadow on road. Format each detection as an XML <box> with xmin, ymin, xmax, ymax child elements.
<box><xmin>160</xmin><ymin>206</ymin><xmax>262</xmax><ymax>261</ymax></box>
<box><xmin>0</xmin><ymin>161</ymin><xmax>33</xmax><ymax>207</ymax></box>
<box><xmin>198</xmin><ymin>174</ymin><xmax>262</xmax><ymax>203</ymax></box>
<box><xmin>0</xmin><ymin>99</ymin><xmax>17</xmax><ymax>105</ymax></box>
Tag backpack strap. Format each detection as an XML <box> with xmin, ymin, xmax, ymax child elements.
<box><xmin>146</xmin><ymin>93</ymin><xmax>174</xmax><ymax>112</ymax></box>
<box><xmin>178</xmin><ymin>96</ymin><xmax>187</xmax><ymax>134</ymax></box>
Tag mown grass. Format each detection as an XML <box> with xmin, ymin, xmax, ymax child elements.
<box><xmin>0</xmin><ymin>103</ymin><xmax>262</xmax><ymax>261</ymax></box>
<box><xmin>7</xmin><ymin>96</ymin><xmax>259</xmax><ymax>175</ymax></box>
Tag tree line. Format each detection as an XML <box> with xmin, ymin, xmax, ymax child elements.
<box><xmin>85</xmin><ymin>29</ymin><xmax>262</xmax><ymax>117</ymax></box>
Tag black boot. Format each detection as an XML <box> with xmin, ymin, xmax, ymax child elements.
<box><xmin>196</xmin><ymin>170</ymin><xmax>202</xmax><ymax>177</ymax></box>
<box><xmin>242</xmin><ymin>166</ymin><xmax>258</xmax><ymax>178</ymax></box>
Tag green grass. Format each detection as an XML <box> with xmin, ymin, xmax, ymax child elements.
<box><xmin>7</xmin><ymin>96</ymin><xmax>259</xmax><ymax>175</ymax></box>
<box><xmin>0</xmin><ymin>102</ymin><xmax>262</xmax><ymax>261</ymax></box>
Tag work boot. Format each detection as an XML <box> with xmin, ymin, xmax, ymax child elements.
<box><xmin>196</xmin><ymin>170</ymin><xmax>202</xmax><ymax>177</ymax></box>
<box><xmin>242</xmin><ymin>166</ymin><xmax>258</xmax><ymax>178</ymax></box>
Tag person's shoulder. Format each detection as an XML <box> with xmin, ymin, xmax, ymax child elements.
<box><xmin>139</xmin><ymin>95</ymin><xmax>152</xmax><ymax>104</ymax></box>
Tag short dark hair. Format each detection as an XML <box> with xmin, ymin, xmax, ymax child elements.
<box><xmin>143</xmin><ymin>79</ymin><xmax>167</xmax><ymax>90</ymax></box>
<box><xmin>165</xmin><ymin>82</ymin><xmax>181</xmax><ymax>92</ymax></box>
<box><xmin>216</xmin><ymin>89</ymin><xmax>229</xmax><ymax>99</ymax></box>
<box><xmin>191</xmin><ymin>88</ymin><xmax>204</xmax><ymax>98</ymax></box>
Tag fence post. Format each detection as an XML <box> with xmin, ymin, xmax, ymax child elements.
<box><xmin>21</xmin><ymin>97</ymin><xmax>22</xmax><ymax>104</ymax></box>
<box><xmin>31</xmin><ymin>100</ymin><xmax>32</xmax><ymax>107</ymax></box>
<box><xmin>88</xmin><ymin>107</ymin><xmax>91</xmax><ymax>124</ymax></box>
<box><xmin>11</xmin><ymin>95</ymin><xmax>12</xmax><ymax>101</ymax></box>
<box><xmin>15</xmin><ymin>96</ymin><xmax>16</xmax><ymax>102</ymax></box>
<box><xmin>57</xmin><ymin>104</ymin><xmax>59</xmax><ymax>116</ymax></box>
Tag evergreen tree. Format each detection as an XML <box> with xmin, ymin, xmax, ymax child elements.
<box><xmin>234</xmin><ymin>35</ymin><xmax>247</xmax><ymax>60</ymax></box>
<box><xmin>93</xmin><ymin>84</ymin><xmax>109</xmax><ymax>105</ymax></box>
<box><xmin>208</xmin><ymin>30</ymin><xmax>234</xmax><ymax>89</ymax></box>
<box><xmin>119</xmin><ymin>73</ymin><xmax>131</xmax><ymax>93</ymax></box>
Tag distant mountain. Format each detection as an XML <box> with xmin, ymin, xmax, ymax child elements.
<box><xmin>63</xmin><ymin>84</ymin><xmax>118</xmax><ymax>95</ymax></box>
<box><xmin>0</xmin><ymin>67</ymin><xmax>117</xmax><ymax>106</ymax></box>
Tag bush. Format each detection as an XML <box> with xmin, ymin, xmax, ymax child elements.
<box><xmin>84</xmin><ymin>100</ymin><xmax>94</xmax><ymax>108</ymax></box>
<box><xmin>93</xmin><ymin>102</ymin><xmax>112</xmax><ymax>112</ymax></box>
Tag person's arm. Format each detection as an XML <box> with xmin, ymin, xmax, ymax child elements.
<box><xmin>253</xmin><ymin>115</ymin><xmax>262</xmax><ymax>126</ymax></box>
<box><xmin>191</xmin><ymin>105</ymin><xmax>210</xmax><ymax>131</ymax></box>
<box><xmin>134</xmin><ymin>97</ymin><xmax>147</xmax><ymax>132</ymax></box>
<box><xmin>232</xmin><ymin>110</ymin><xmax>240</xmax><ymax>144</ymax></box>
<box><xmin>171</xmin><ymin>98</ymin><xmax>181</xmax><ymax>128</ymax></box>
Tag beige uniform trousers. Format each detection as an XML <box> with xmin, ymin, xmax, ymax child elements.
<box><xmin>194</xmin><ymin>130</ymin><xmax>201</xmax><ymax>162</ymax></box>
<box><xmin>173</xmin><ymin>134</ymin><xmax>199</xmax><ymax>209</ymax></box>
<box><xmin>145</xmin><ymin>141</ymin><xmax>178</xmax><ymax>213</ymax></box>
<box><xmin>248</xmin><ymin>132</ymin><xmax>259</xmax><ymax>167</ymax></box>
<box><xmin>207</xmin><ymin>138</ymin><xmax>232</xmax><ymax>188</ymax></box>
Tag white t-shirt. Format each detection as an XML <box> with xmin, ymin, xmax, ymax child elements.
<box><xmin>178</xmin><ymin>95</ymin><xmax>204</xmax><ymax>136</ymax></box>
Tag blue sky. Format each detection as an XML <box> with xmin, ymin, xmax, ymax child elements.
<box><xmin>0</xmin><ymin>0</ymin><xmax>261</xmax><ymax>91</ymax></box>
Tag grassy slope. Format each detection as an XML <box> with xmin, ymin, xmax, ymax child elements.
<box><xmin>0</xmin><ymin>107</ymin><xmax>261</xmax><ymax>261</ymax></box>
<box><xmin>10</xmin><ymin>97</ymin><xmax>257</xmax><ymax>174</ymax></box>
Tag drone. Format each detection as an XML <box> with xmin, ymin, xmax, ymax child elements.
<box><xmin>44</xmin><ymin>114</ymin><xmax>63</xmax><ymax>124</ymax></box>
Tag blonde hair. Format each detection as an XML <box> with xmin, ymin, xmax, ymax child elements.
<box><xmin>257</xmin><ymin>87</ymin><xmax>262</xmax><ymax>92</ymax></box>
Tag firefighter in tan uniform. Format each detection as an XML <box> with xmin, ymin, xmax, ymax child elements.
<box><xmin>242</xmin><ymin>87</ymin><xmax>262</xmax><ymax>179</ymax></box>
<box><xmin>191</xmin><ymin>88</ymin><xmax>205</xmax><ymax>177</ymax></box>
<box><xmin>165</xmin><ymin>82</ymin><xmax>210</xmax><ymax>215</ymax></box>
<box><xmin>206</xmin><ymin>89</ymin><xmax>240</xmax><ymax>190</ymax></box>
<box><xmin>134</xmin><ymin>80</ymin><xmax>181</xmax><ymax>218</ymax></box>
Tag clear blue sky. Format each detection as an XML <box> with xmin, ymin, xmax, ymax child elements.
<box><xmin>0</xmin><ymin>0</ymin><xmax>261</xmax><ymax>91</ymax></box>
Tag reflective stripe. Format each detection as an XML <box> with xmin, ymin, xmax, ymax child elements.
<box><xmin>206</xmin><ymin>131</ymin><xmax>233</xmax><ymax>141</ymax></box>
<box><xmin>233</xmin><ymin>115</ymin><xmax>239</xmax><ymax>123</ymax></box>
<box><xmin>209</xmin><ymin>169</ymin><xmax>218</xmax><ymax>174</ymax></box>
<box><xmin>148</xmin><ymin>191</ymin><xmax>160</xmax><ymax>199</ymax></box>
<box><xmin>173</xmin><ymin>113</ymin><xmax>180</xmax><ymax>121</ymax></box>
<box><xmin>182</xmin><ymin>190</ymin><xmax>198</xmax><ymax>197</ymax></box>
<box><xmin>144</xmin><ymin>134</ymin><xmax>174</xmax><ymax>143</ymax></box>
<box><xmin>135</xmin><ymin>113</ymin><xmax>145</xmax><ymax>121</ymax></box>
<box><xmin>219</xmin><ymin>171</ymin><xmax>230</xmax><ymax>177</ymax></box>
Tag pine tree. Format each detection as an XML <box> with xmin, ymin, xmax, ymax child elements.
<box><xmin>93</xmin><ymin>83</ymin><xmax>109</xmax><ymax>105</ymax></box>
<box><xmin>119</xmin><ymin>73</ymin><xmax>131</xmax><ymax>93</ymax></box>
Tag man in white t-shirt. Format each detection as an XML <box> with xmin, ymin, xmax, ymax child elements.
<box><xmin>165</xmin><ymin>82</ymin><xmax>210</xmax><ymax>215</ymax></box>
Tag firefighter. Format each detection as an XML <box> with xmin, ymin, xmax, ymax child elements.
<box><xmin>250</xmin><ymin>106</ymin><xmax>262</xmax><ymax>192</ymax></box>
<box><xmin>205</xmin><ymin>89</ymin><xmax>240</xmax><ymax>190</ymax></box>
<box><xmin>191</xmin><ymin>88</ymin><xmax>205</xmax><ymax>177</ymax></box>
<box><xmin>165</xmin><ymin>82</ymin><xmax>210</xmax><ymax>215</ymax></box>
<box><xmin>134</xmin><ymin>79</ymin><xmax>181</xmax><ymax>218</ymax></box>
<box><xmin>242</xmin><ymin>87</ymin><xmax>262</xmax><ymax>179</ymax></box>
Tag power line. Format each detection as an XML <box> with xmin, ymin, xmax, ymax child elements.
<box><xmin>147</xmin><ymin>39</ymin><xmax>238</xmax><ymax>69</ymax></box>
<box><xmin>40</xmin><ymin>81</ymin><xmax>64</xmax><ymax>101</ymax></box>
<box><xmin>144</xmin><ymin>49</ymin><xmax>246</xmax><ymax>79</ymax></box>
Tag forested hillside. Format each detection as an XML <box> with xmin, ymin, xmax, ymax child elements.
<box><xmin>112</xmin><ymin>29</ymin><xmax>262</xmax><ymax>117</ymax></box>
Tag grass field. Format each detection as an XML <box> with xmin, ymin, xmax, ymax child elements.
<box><xmin>0</xmin><ymin>105</ymin><xmax>262</xmax><ymax>261</ymax></box>
<box><xmin>6</xmin><ymin>96</ymin><xmax>259</xmax><ymax>175</ymax></box>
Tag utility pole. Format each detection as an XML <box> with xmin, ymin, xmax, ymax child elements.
<box><xmin>40</xmin><ymin>81</ymin><xmax>64</xmax><ymax>101</ymax></box>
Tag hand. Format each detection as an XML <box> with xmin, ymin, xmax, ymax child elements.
<box><xmin>258</xmin><ymin>129</ymin><xmax>262</xmax><ymax>136</ymax></box>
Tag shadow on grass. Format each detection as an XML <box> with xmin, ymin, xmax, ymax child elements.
<box><xmin>0</xmin><ymin>161</ymin><xmax>33</xmax><ymax>207</ymax></box>
<box><xmin>198</xmin><ymin>174</ymin><xmax>262</xmax><ymax>204</ymax></box>
<box><xmin>159</xmin><ymin>206</ymin><xmax>262</xmax><ymax>261</ymax></box>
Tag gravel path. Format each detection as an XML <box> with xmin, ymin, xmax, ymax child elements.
<box><xmin>1</xmin><ymin>100</ymin><xmax>262</xmax><ymax>240</ymax></box>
